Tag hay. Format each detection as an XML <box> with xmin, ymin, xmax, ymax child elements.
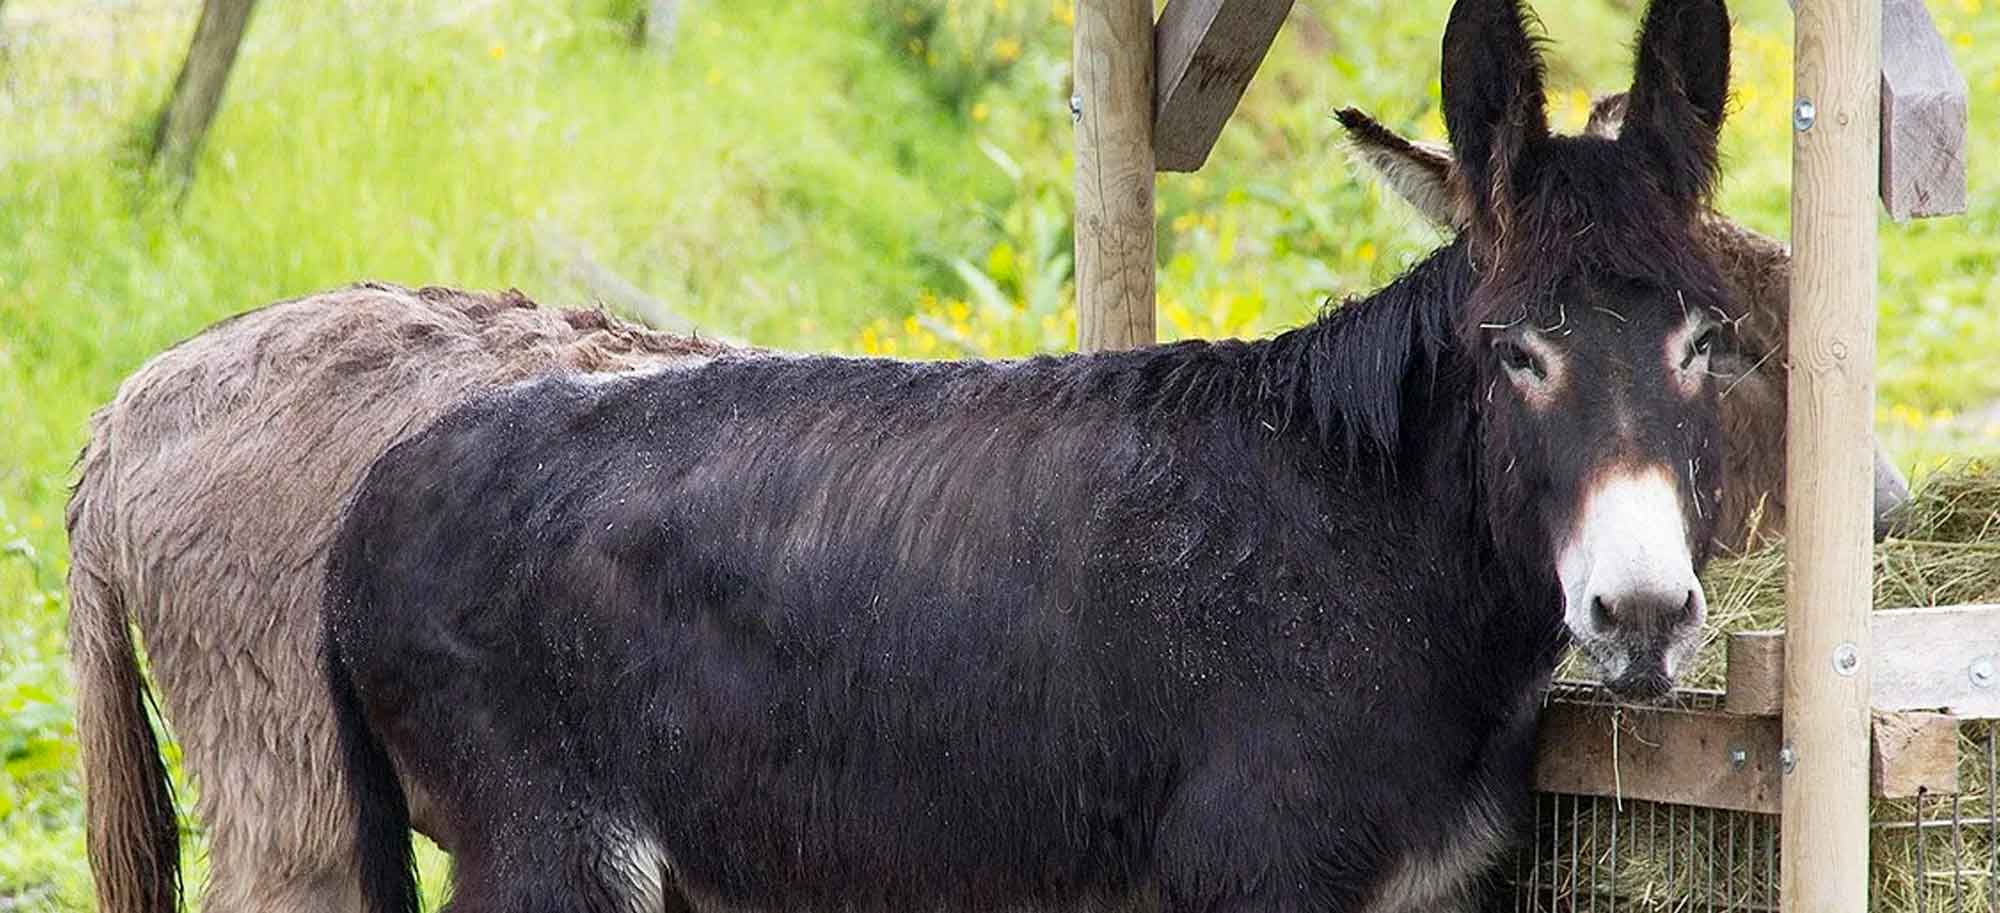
<box><xmin>1532</xmin><ymin>459</ymin><xmax>2000</xmax><ymax>911</ymax></box>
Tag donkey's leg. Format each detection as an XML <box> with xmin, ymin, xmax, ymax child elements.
<box><xmin>172</xmin><ymin>678</ymin><xmax>372</xmax><ymax>913</ymax></box>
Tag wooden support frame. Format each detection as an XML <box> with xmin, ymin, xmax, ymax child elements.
<box><xmin>1783</xmin><ymin>0</ymin><xmax>1880</xmax><ymax>907</ymax></box>
<box><xmin>1531</xmin><ymin>701</ymin><xmax>1958</xmax><ymax>814</ymax></box>
<box><xmin>1152</xmin><ymin>0</ymin><xmax>1295</xmax><ymax>172</ymax></box>
<box><xmin>1726</xmin><ymin>605</ymin><xmax>2000</xmax><ymax>718</ymax></box>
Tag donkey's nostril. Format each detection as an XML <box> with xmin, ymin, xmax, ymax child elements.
<box><xmin>1591</xmin><ymin>595</ymin><xmax>1614</xmax><ymax>628</ymax></box>
<box><xmin>1680</xmin><ymin>590</ymin><xmax>1699</xmax><ymax>623</ymax></box>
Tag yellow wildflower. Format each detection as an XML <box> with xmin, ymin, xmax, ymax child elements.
<box><xmin>972</xmin><ymin>102</ymin><xmax>991</xmax><ymax>122</ymax></box>
<box><xmin>993</xmin><ymin>37</ymin><xmax>1023</xmax><ymax>64</ymax></box>
<box><xmin>489</xmin><ymin>43</ymin><xmax>506</xmax><ymax>61</ymax></box>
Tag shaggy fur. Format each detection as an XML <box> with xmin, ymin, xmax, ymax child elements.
<box><xmin>67</xmin><ymin>283</ymin><xmax>726</xmax><ymax>913</ymax></box>
<box><xmin>1336</xmin><ymin>93</ymin><xmax>1913</xmax><ymax>549</ymax></box>
<box><xmin>323</xmin><ymin>1</ymin><xmax>1738</xmax><ymax>910</ymax></box>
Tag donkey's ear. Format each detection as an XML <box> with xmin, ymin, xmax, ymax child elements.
<box><xmin>1440</xmin><ymin>0</ymin><xmax>1550</xmax><ymax>239</ymax></box>
<box><xmin>1336</xmin><ymin>107</ymin><xmax>1460</xmax><ymax>228</ymax></box>
<box><xmin>1620</xmin><ymin>0</ymin><xmax>1730</xmax><ymax>206</ymax></box>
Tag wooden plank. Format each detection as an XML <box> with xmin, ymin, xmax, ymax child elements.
<box><xmin>1534</xmin><ymin>702</ymin><xmax>1782</xmax><ymax>814</ymax></box>
<box><xmin>1073</xmin><ymin>0</ymin><xmax>1156</xmax><ymax>351</ymax></box>
<box><xmin>1532</xmin><ymin>702</ymin><xmax>1959</xmax><ymax>813</ymax></box>
<box><xmin>1878</xmin><ymin>0</ymin><xmax>1967</xmax><ymax>219</ymax></box>
<box><xmin>1152</xmin><ymin>0</ymin><xmax>1294</xmax><ymax>172</ymax></box>
<box><xmin>1725</xmin><ymin>605</ymin><xmax>2000</xmax><ymax>718</ymax></box>
<box><xmin>1784</xmin><ymin>0</ymin><xmax>1880</xmax><ymax>903</ymax></box>
<box><xmin>1871</xmin><ymin>711</ymin><xmax>1959</xmax><ymax>798</ymax></box>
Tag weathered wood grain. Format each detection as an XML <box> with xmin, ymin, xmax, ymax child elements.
<box><xmin>1726</xmin><ymin>605</ymin><xmax>2000</xmax><ymax>718</ymax></box>
<box><xmin>1783</xmin><ymin>0</ymin><xmax>1880</xmax><ymax>903</ymax></box>
<box><xmin>1879</xmin><ymin>0</ymin><xmax>1968</xmax><ymax>219</ymax></box>
<box><xmin>1074</xmin><ymin>0</ymin><xmax>1156</xmax><ymax>351</ymax></box>
<box><xmin>1532</xmin><ymin>702</ymin><xmax>1959</xmax><ymax>814</ymax></box>
<box><xmin>1152</xmin><ymin>0</ymin><xmax>1294</xmax><ymax>172</ymax></box>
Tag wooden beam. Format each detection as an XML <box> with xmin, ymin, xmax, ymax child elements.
<box><xmin>1152</xmin><ymin>0</ymin><xmax>1294</xmax><ymax>172</ymax></box>
<box><xmin>1532</xmin><ymin>701</ymin><xmax>1958</xmax><ymax>814</ymax></box>
<box><xmin>1879</xmin><ymin>0</ymin><xmax>1967</xmax><ymax>219</ymax></box>
<box><xmin>1871</xmin><ymin>711</ymin><xmax>1959</xmax><ymax>798</ymax></box>
<box><xmin>1073</xmin><ymin>0</ymin><xmax>1156</xmax><ymax>351</ymax></box>
<box><xmin>1725</xmin><ymin>605</ymin><xmax>2000</xmax><ymax>718</ymax></box>
<box><xmin>1784</xmin><ymin>0</ymin><xmax>1879</xmax><ymax>905</ymax></box>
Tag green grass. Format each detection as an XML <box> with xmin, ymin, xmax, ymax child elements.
<box><xmin>2</xmin><ymin>0</ymin><xmax>1996</xmax><ymax>907</ymax></box>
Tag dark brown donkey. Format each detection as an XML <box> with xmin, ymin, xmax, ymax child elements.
<box><xmin>324</xmin><ymin>0</ymin><xmax>1743</xmax><ymax>909</ymax></box>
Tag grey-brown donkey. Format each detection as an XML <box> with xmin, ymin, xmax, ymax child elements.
<box><xmin>67</xmin><ymin>282</ymin><xmax>727</xmax><ymax>913</ymax></box>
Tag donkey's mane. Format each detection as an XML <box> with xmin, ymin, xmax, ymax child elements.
<box><xmin>1473</xmin><ymin>136</ymin><xmax>1735</xmax><ymax>330</ymax></box>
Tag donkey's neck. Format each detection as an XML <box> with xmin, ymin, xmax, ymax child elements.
<box><xmin>1253</xmin><ymin>240</ymin><xmax>1570</xmax><ymax>678</ymax></box>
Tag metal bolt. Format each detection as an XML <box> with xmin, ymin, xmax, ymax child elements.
<box><xmin>1070</xmin><ymin>94</ymin><xmax>1083</xmax><ymax>123</ymax></box>
<box><xmin>1832</xmin><ymin>642</ymin><xmax>1860</xmax><ymax>676</ymax></box>
<box><xmin>1780</xmin><ymin>745</ymin><xmax>1797</xmax><ymax>775</ymax></box>
<box><xmin>1793</xmin><ymin>98</ymin><xmax>1816</xmax><ymax>131</ymax></box>
<box><xmin>1729</xmin><ymin>747</ymin><xmax>1748</xmax><ymax>770</ymax></box>
<box><xmin>1972</xmin><ymin>655</ymin><xmax>1996</xmax><ymax>689</ymax></box>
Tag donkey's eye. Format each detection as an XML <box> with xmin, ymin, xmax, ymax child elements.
<box><xmin>1681</xmin><ymin>328</ymin><xmax>1720</xmax><ymax>370</ymax></box>
<box><xmin>1496</xmin><ymin>340</ymin><xmax>1546</xmax><ymax>380</ymax></box>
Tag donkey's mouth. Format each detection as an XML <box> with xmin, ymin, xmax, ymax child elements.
<box><xmin>1604</xmin><ymin>665</ymin><xmax>1675</xmax><ymax>703</ymax></box>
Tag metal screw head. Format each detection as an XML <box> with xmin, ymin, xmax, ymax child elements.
<box><xmin>1729</xmin><ymin>747</ymin><xmax>1748</xmax><ymax>769</ymax></box>
<box><xmin>1832</xmin><ymin>642</ymin><xmax>1860</xmax><ymax>676</ymax></box>
<box><xmin>1972</xmin><ymin>655</ymin><xmax>1996</xmax><ymax>689</ymax></box>
<box><xmin>1069</xmin><ymin>94</ymin><xmax>1083</xmax><ymax>123</ymax></box>
<box><xmin>1793</xmin><ymin>98</ymin><xmax>1816</xmax><ymax>131</ymax></box>
<box><xmin>1780</xmin><ymin>745</ymin><xmax>1797</xmax><ymax>775</ymax></box>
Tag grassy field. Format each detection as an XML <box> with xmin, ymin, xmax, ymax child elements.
<box><xmin>2</xmin><ymin>0</ymin><xmax>1995</xmax><ymax>908</ymax></box>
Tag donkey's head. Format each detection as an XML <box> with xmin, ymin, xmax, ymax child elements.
<box><xmin>1435</xmin><ymin>0</ymin><xmax>1734</xmax><ymax>699</ymax></box>
<box><xmin>1338</xmin><ymin>95</ymin><xmax>1918</xmax><ymax>551</ymax></box>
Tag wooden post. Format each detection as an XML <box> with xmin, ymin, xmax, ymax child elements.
<box><xmin>1782</xmin><ymin>0</ymin><xmax>1878</xmax><ymax>908</ymax></box>
<box><xmin>1073</xmin><ymin>0</ymin><xmax>1155</xmax><ymax>352</ymax></box>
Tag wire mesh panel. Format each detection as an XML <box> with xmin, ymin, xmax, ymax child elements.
<box><xmin>1510</xmin><ymin>793</ymin><xmax>1779</xmax><ymax>912</ymax></box>
<box><xmin>1516</xmin><ymin>718</ymin><xmax>1999</xmax><ymax>912</ymax></box>
<box><xmin>1869</xmin><ymin>720</ymin><xmax>1998</xmax><ymax>912</ymax></box>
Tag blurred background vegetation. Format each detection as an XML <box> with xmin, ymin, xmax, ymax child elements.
<box><xmin>0</xmin><ymin>0</ymin><xmax>1993</xmax><ymax>907</ymax></box>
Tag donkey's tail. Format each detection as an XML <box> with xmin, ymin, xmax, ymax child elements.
<box><xmin>66</xmin><ymin>459</ymin><xmax>181</xmax><ymax>913</ymax></box>
<box><xmin>322</xmin><ymin>623</ymin><xmax>421</xmax><ymax>913</ymax></box>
